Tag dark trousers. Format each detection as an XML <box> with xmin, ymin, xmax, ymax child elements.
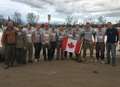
<box><xmin>42</xmin><ymin>43</ymin><xmax>50</xmax><ymax>61</ymax></box>
<box><xmin>64</xmin><ymin>51</ymin><xmax>80</xmax><ymax>60</ymax></box>
<box><xmin>64</xmin><ymin>51</ymin><xmax>67</xmax><ymax>59</ymax></box>
<box><xmin>64</xmin><ymin>51</ymin><xmax>73</xmax><ymax>59</ymax></box>
<box><xmin>49</xmin><ymin>42</ymin><xmax>56</xmax><ymax>61</ymax></box>
<box><xmin>0</xmin><ymin>47</ymin><xmax>5</xmax><ymax>62</ymax></box>
<box><xmin>5</xmin><ymin>44</ymin><xmax>16</xmax><ymax>67</ymax></box>
<box><xmin>96</xmin><ymin>42</ymin><xmax>105</xmax><ymax>60</ymax></box>
<box><xmin>34</xmin><ymin>43</ymin><xmax>42</xmax><ymax>59</ymax></box>
<box><xmin>69</xmin><ymin>52</ymin><xmax>73</xmax><ymax>58</ymax></box>
<box><xmin>16</xmin><ymin>48</ymin><xmax>26</xmax><ymax>64</ymax></box>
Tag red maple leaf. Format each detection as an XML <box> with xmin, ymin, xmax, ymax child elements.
<box><xmin>68</xmin><ymin>42</ymin><xmax>74</xmax><ymax>48</ymax></box>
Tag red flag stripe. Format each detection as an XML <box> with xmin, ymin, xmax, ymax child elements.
<box><xmin>75</xmin><ymin>41</ymin><xmax>80</xmax><ymax>54</ymax></box>
<box><xmin>61</xmin><ymin>37</ymin><xmax>68</xmax><ymax>50</ymax></box>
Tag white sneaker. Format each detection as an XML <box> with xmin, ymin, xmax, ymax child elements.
<box><xmin>34</xmin><ymin>59</ymin><xmax>38</xmax><ymax>63</ymax></box>
<box><xmin>94</xmin><ymin>59</ymin><xmax>98</xmax><ymax>63</ymax></box>
<box><xmin>101</xmin><ymin>61</ymin><xmax>105</xmax><ymax>64</ymax></box>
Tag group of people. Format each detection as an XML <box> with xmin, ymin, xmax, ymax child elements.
<box><xmin>1</xmin><ymin>21</ymin><xmax>119</xmax><ymax>69</ymax></box>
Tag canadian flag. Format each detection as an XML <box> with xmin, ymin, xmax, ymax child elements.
<box><xmin>61</xmin><ymin>37</ymin><xmax>83</xmax><ymax>54</ymax></box>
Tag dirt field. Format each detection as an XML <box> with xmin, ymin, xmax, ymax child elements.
<box><xmin>0</xmin><ymin>58</ymin><xmax>120</xmax><ymax>87</ymax></box>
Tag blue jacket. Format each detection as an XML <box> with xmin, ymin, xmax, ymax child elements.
<box><xmin>105</xmin><ymin>27</ymin><xmax>119</xmax><ymax>43</ymax></box>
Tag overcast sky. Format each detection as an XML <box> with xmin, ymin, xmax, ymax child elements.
<box><xmin>0</xmin><ymin>0</ymin><xmax>120</xmax><ymax>23</ymax></box>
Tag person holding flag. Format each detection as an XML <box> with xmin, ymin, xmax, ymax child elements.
<box><xmin>61</xmin><ymin>26</ymin><xmax>83</xmax><ymax>61</ymax></box>
<box><xmin>56</xmin><ymin>26</ymin><xmax>67</xmax><ymax>60</ymax></box>
<box><xmin>65</xmin><ymin>27</ymin><xmax>74</xmax><ymax>59</ymax></box>
<box><xmin>73</xmin><ymin>26</ymin><xmax>83</xmax><ymax>62</ymax></box>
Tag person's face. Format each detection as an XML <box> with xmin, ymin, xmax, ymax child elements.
<box><xmin>107</xmin><ymin>23</ymin><xmax>112</xmax><ymax>29</ymax></box>
<box><xmin>76</xmin><ymin>28</ymin><xmax>79</xmax><ymax>32</ymax></box>
<box><xmin>52</xmin><ymin>28</ymin><xmax>55</xmax><ymax>32</ymax></box>
<box><xmin>59</xmin><ymin>26</ymin><xmax>64</xmax><ymax>31</ymax></box>
<box><xmin>45</xmin><ymin>27</ymin><xmax>48</xmax><ymax>30</ymax></box>
<box><xmin>27</xmin><ymin>25</ymin><xmax>31</xmax><ymax>30</ymax></box>
<box><xmin>98</xmin><ymin>26</ymin><xmax>102</xmax><ymax>31</ymax></box>
<box><xmin>19</xmin><ymin>26</ymin><xmax>23</xmax><ymax>31</ymax></box>
<box><xmin>44</xmin><ymin>24</ymin><xmax>49</xmax><ymax>30</ymax></box>
<box><xmin>36</xmin><ymin>24</ymin><xmax>40</xmax><ymax>30</ymax></box>
<box><xmin>7</xmin><ymin>21</ymin><xmax>13</xmax><ymax>28</ymax></box>
<box><xmin>86</xmin><ymin>23</ymin><xmax>91</xmax><ymax>28</ymax></box>
<box><xmin>60</xmin><ymin>26</ymin><xmax>63</xmax><ymax>29</ymax></box>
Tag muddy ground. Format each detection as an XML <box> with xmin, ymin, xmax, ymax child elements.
<box><xmin>0</xmin><ymin>57</ymin><xmax>120</xmax><ymax>87</ymax></box>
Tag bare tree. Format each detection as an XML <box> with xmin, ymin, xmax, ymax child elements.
<box><xmin>13</xmin><ymin>12</ymin><xmax>22</xmax><ymax>24</ymax></box>
<box><xmin>73</xmin><ymin>16</ymin><xmax>79</xmax><ymax>25</ymax></box>
<box><xmin>65</xmin><ymin>16</ymin><xmax>79</xmax><ymax>26</ymax></box>
<box><xmin>27</xmin><ymin>13</ymin><xmax>36</xmax><ymax>24</ymax></box>
<box><xmin>0</xmin><ymin>15</ymin><xmax>4</xmax><ymax>28</ymax></box>
<box><xmin>98</xmin><ymin>16</ymin><xmax>106</xmax><ymax>24</ymax></box>
<box><xmin>65</xmin><ymin>16</ymin><xmax>73</xmax><ymax>25</ymax></box>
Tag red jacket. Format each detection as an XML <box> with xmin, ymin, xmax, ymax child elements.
<box><xmin>1</xmin><ymin>28</ymin><xmax>17</xmax><ymax>45</ymax></box>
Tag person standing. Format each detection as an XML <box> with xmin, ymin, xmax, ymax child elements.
<box><xmin>32</xmin><ymin>24</ymin><xmax>42</xmax><ymax>62</ymax></box>
<box><xmin>56</xmin><ymin>26</ymin><xmax>66</xmax><ymax>60</ymax></box>
<box><xmin>41</xmin><ymin>24</ymin><xmax>51</xmax><ymax>61</ymax></box>
<box><xmin>82</xmin><ymin>23</ymin><xmax>95</xmax><ymax>63</ymax></box>
<box><xmin>49</xmin><ymin>28</ymin><xmax>57</xmax><ymax>61</ymax></box>
<box><xmin>24</xmin><ymin>24</ymin><xmax>34</xmax><ymax>63</ymax></box>
<box><xmin>105</xmin><ymin>22</ymin><xmax>119</xmax><ymax>66</ymax></box>
<box><xmin>66</xmin><ymin>27</ymin><xmax>74</xmax><ymax>59</ymax></box>
<box><xmin>16</xmin><ymin>26</ymin><xmax>26</xmax><ymax>64</ymax></box>
<box><xmin>95</xmin><ymin>25</ymin><xmax>105</xmax><ymax>64</ymax></box>
<box><xmin>1</xmin><ymin>21</ymin><xmax>17</xmax><ymax>69</ymax></box>
<box><xmin>73</xmin><ymin>27</ymin><xmax>83</xmax><ymax>62</ymax></box>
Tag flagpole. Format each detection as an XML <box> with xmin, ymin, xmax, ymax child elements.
<box><xmin>48</xmin><ymin>14</ymin><xmax>51</xmax><ymax>29</ymax></box>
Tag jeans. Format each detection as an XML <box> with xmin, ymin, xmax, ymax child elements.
<box><xmin>42</xmin><ymin>43</ymin><xmax>50</xmax><ymax>61</ymax></box>
<box><xmin>49</xmin><ymin>41</ymin><xmax>56</xmax><ymax>60</ymax></box>
<box><xmin>106</xmin><ymin>43</ymin><xmax>116</xmax><ymax>65</ymax></box>
<box><xmin>34</xmin><ymin>43</ymin><xmax>42</xmax><ymax>59</ymax></box>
